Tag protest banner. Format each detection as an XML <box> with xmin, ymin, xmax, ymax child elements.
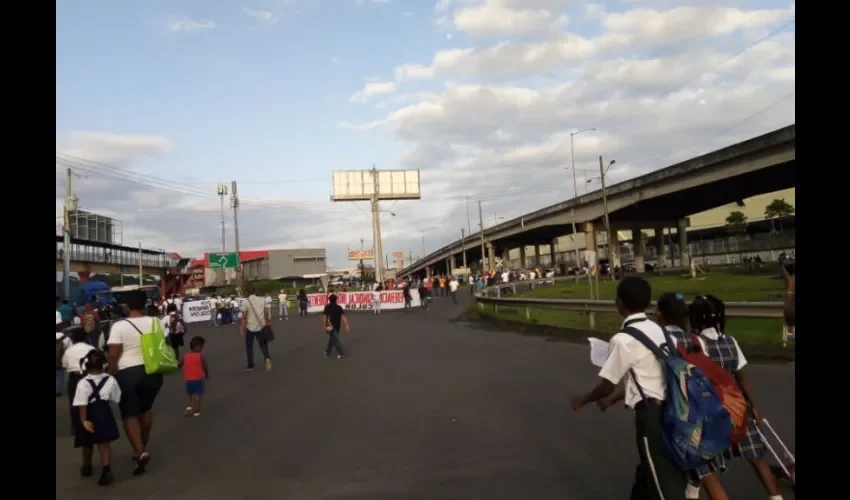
<box><xmin>304</xmin><ymin>289</ymin><xmax>422</xmax><ymax>314</ymax></box>
<box><xmin>182</xmin><ymin>299</ymin><xmax>212</xmax><ymax>323</ymax></box>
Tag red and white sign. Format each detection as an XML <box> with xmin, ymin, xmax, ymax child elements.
<box><xmin>304</xmin><ymin>289</ymin><xmax>422</xmax><ymax>313</ymax></box>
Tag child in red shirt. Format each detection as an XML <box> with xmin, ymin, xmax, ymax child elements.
<box><xmin>180</xmin><ymin>336</ymin><xmax>209</xmax><ymax>417</ymax></box>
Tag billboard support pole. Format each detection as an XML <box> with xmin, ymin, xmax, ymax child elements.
<box><xmin>371</xmin><ymin>167</ymin><xmax>384</xmax><ymax>285</ymax></box>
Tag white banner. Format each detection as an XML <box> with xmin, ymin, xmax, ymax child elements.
<box><xmin>303</xmin><ymin>289</ymin><xmax>422</xmax><ymax>314</ymax></box>
<box><xmin>182</xmin><ymin>300</ymin><xmax>213</xmax><ymax>323</ymax></box>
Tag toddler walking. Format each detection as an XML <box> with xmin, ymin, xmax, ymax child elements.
<box><xmin>72</xmin><ymin>350</ymin><xmax>121</xmax><ymax>486</ymax></box>
<box><xmin>182</xmin><ymin>336</ymin><xmax>209</xmax><ymax>417</ymax></box>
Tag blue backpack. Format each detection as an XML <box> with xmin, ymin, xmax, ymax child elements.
<box><xmin>623</xmin><ymin>322</ymin><xmax>733</xmax><ymax>471</ymax></box>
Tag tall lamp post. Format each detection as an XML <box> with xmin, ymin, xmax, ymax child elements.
<box><xmin>566</xmin><ymin>127</ymin><xmax>595</xmax><ymax>270</ymax></box>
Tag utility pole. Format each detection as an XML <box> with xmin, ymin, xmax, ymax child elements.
<box><xmin>231</xmin><ymin>181</ymin><xmax>242</xmax><ymax>295</ymax></box>
<box><xmin>461</xmin><ymin>228</ymin><xmax>467</xmax><ymax>270</ymax></box>
<box><xmin>599</xmin><ymin>155</ymin><xmax>614</xmax><ymax>282</ymax></box>
<box><xmin>370</xmin><ymin>166</ymin><xmax>384</xmax><ymax>284</ymax></box>
<box><xmin>138</xmin><ymin>242</ymin><xmax>143</xmax><ymax>285</ymax></box>
<box><xmin>466</xmin><ymin>197</ymin><xmax>472</xmax><ymax>238</ymax></box>
<box><xmin>478</xmin><ymin>200</ymin><xmax>486</xmax><ymax>272</ymax></box>
<box><xmin>63</xmin><ymin>167</ymin><xmax>73</xmax><ymax>299</ymax></box>
<box><xmin>217</xmin><ymin>184</ymin><xmax>228</xmax><ymax>252</ymax></box>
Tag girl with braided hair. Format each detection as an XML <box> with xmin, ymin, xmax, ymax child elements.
<box><xmin>690</xmin><ymin>295</ymin><xmax>783</xmax><ymax>500</ymax></box>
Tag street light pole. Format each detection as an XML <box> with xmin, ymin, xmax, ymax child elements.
<box><xmin>599</xmin><ymin>156</ymin><xmax>615</xmax><ymax>281</ymax></box>
<box><xmin>568</xmin><ymin>128</ymin><xmax>594</xmax><ymax>270</ymax></box>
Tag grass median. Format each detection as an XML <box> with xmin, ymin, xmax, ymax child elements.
<box><xmin>469</xmin><ymin>269</ymin><xmax>791</xmax><ymax>349</ymax></box>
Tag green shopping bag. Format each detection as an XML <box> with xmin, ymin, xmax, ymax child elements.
<box><xmin>135</xmin><ymin>317</ymin><xmax>179</xmax><ymax>375</ymax></box>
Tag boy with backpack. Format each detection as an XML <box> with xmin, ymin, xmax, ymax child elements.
<box><xmin>571</xmin><ymin>277</ymin><xmax>687</xmax><ymax>499</ymax></box>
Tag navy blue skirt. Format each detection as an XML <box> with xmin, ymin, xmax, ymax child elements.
<box><xmin>74</xmin><ymin>400</ymin><xmax>120</xmax><ymax>448</ymax></box>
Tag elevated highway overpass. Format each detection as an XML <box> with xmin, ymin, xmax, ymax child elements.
<box><xmin>400</xmin><ymin>124</ymin><xmax>795</xmax><ymax>278</ymax></box>
<box><xmin>55</xmin><ymin>235</ymin><xmax>170</xmax><ymax>275</ymax></box>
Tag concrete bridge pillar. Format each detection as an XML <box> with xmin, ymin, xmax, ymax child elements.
<box><xmin>608</xmin><ymin>229</ymin><xmax>621</xmax><ymax>268</ymax></box>
<box><xmin>486</xmin><ymin>242</ymin><xmax>495</xmax><ymax>272</ymax></box>
<box><xmin>677</xmin><ymin>218</ymin><xmax>689</xmax><ymax>269</ymax></box>
<box><xmin>654</xmin><ymin>226</ymin><xmax>666</xmax><ymax>267</ymax></box>
<box><xmin>519</xmin><ymin>246</ymin><xmax>527</xmax><ymax>269</ymax></box>
<box><xmin>534</xmin><ymin>245</ymin><xmax>542</xmax><ymax>268</ymax></box>
<box><xmin>585</xmin><ymin>222</ymin><xmax>596</xmax><ymax>266</ymax></box>
<box><xmin>632</xmin><ymin>228</ymin><xmax>645</xmax><ymax>273</ymax></box>
<box><xmin>550</xmin><ymin>239</ymin><xmax>558</xmax><ymax>269</ymax></box>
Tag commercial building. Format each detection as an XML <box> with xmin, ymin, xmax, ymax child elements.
<box><xmin>243</xmin><ymin>248</ymin><xmax>327</xmax><ymax>281</ymax></box>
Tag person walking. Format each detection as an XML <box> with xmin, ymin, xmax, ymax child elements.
<box><xmin>278</xmin><ymin>289</ymin><xmax>289</xmax><ymax>320</ymax></box>
<box><xmin>105</xmin><ymin>290</ymin><xmax>164</xmax><ymax>476</ymax></box>
<box><xmin>240</xmin><ymin>285</ymin><xmax>272</xmax><ymax>372</ymax></box>
<box><xmin>322</xmin><ymin>294</ymin><xmax>350</xmax><ymax>359</ymax></box>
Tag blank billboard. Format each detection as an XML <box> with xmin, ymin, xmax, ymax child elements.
<box><xmin>332</xmin><ymin>170</ymin><xmax>421</xmax><ymax>201</ymax></box>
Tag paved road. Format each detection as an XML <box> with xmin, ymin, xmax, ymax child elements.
<box><xmin>56</xmin><ymin>294</ymin><xmax>795</xmax><ymax>499</ymax></box>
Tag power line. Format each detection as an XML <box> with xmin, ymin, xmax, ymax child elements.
<box><xmin>55</xmin><ymin>154</ymin><xmax>351</xmax><ymax>216</ymax></box>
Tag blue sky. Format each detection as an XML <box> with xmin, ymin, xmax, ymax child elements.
<box><xmin>56</xmin><ymin>0</ymin><xmax>795</xmax><ymax>266</ymax></box>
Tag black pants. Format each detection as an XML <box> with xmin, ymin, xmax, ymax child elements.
<box><xmin>630</xmin><ymin>400</ymin><xmax>687</xmax><ymax>500</ymax></box>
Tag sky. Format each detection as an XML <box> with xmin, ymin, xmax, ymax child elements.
<box><xmin>56</xmin><ymin>0</ymin><xmax>795</xmax><ymax>268</ymax></box>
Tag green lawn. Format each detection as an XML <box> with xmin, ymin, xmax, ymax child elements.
<box><xmin>476</xmin><ymin>270</ymin><xmax>791</xmax><ymax>347</ymax></box>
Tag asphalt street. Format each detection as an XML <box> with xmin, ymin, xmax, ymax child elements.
<box><xmin>56</xmin><ymin>292</ymin><xmax>796</xmax><ymax>499</ymax></box>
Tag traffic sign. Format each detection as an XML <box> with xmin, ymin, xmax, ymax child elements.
<box><xmin>208</xmin><ymin>252</ymin><xmax>239</xmax><ymax>269</ymax></box>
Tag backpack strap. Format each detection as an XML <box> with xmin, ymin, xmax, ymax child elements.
<box><xmin>122</xmin><ymin>319</ymin><xmax>145</xmax><ymax>335</ymax></box>
<box><xmin>621</xmin><ymin>320</ymin><xmax>675</xmax><ymax>405</ymax></box>
<box><xmin>86</xmin><ymin>377</ymin><xmax>108</xmax><ymax>403</ymax></box>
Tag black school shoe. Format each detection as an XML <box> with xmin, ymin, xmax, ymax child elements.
<box><xmin>98</xmin><ymin>466</ymin><xmax>114</xmax><ymax>486</ymax></box>
<box><xmin>80</xmin><ymin>464</ymin><xmax>93</xmax><ymax>477</ymax></box>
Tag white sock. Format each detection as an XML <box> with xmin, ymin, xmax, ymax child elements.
<box><xmin>768</xmin><ymin>496</ymin><xmax>783</xmax><ymax>500</ymax></box>
<box><xmin>685</xmin><ymin>484</ymin><xmax>700</xmax><ymax>499</ymax></box>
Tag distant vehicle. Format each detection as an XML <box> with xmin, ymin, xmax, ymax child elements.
<box><xmin>111</xmin><ymin>284</ymin><xmax>162</xmax><ymax>304</ymax></box>
<box><xmin>74</xmin><ymin>281</ymin><xmax>112</xmax><ymax>311</ymax></box>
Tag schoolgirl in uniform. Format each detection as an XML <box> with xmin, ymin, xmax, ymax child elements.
<box><xmin>690</xmin><ymin>295</ymin><xmax>784</xmax><ymax>500</ymax></box>
<box><xmin>73</xmin><ymin>350</ymin><xmax>122</xmax><ymax>486</ymax></box>
<box><xmin>62</xmin><ymin>328</ymin><xmax>95</xmax><ymax>434</ymax></box>
<box><xmin>655</xmin><ymin>293</ymin><xmax>730</xmax><ymax>500</ymax></box>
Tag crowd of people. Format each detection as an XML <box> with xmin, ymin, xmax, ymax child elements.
<box><xmin>570</xmin><ymin>267</ymin><xmax>795</xmax><ymax>500</ymax></box>
<box><xmin>57</xmin><ymin>266</ymin><xmax>794</xmax><ymax>495</ymax></box>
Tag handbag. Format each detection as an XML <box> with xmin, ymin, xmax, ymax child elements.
<box><xmin>246</xmin><ymin>297</ymin><xmax>276</xmax><ymax>343</ymax></box>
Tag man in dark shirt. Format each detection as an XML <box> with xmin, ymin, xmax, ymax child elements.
<box><xmin>322</xmin><ymin>295</ymin><xmax>350</xmax><ymax>359</ymax></box>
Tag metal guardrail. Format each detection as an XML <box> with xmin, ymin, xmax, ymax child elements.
<box><xmin>473</xmin><ymin>278</ymin><xmax>785</xmax><ymax>319</ymax></box>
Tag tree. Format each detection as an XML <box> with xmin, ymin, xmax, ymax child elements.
<box><xmin>726</xmin><ymin>211</ymin><xmax>748</xmax><ymax>234</ymax></box>
<box><xmin>764</xmin><ymin>198</ymin><xmax>795</xmax><ymax>233</ymax></box>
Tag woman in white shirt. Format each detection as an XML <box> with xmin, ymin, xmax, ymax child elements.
<box><xmin>106</xmin><ymin>290</ymin><xmax>163</xmax><ymax>476</ymax></box>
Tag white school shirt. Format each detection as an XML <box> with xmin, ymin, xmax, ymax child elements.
<box><xmin>449</xmin><ymin>280</ymin><xmax>459</xmax><ymax>292</ymax></box>
<box><xmin>72</xmin><ymin>373</ymin><xmax>122</xmax><ymax>406</ymax></box>
<box><xmin>241</xmin><ymin>295</ymin><xmax>266</xmax><ymax>332</ymax></box>
<box><xmin>598</xmin><ymin>313</ymin><xmax>679</xmax><ymax>409</ymax></box>
<box><xmin>372</xmin><ymin>291</ymin><xmax>381</xmax><ymax>302</ymax></box>
<box><xmin>210</xmin><ymin>297</ymin><xmax>218</xmax><ymax>309</ymax></box>
<box><xmin>278</xmin><ymin>293</ymin><xmax>287</xmax><ymax>303</ymax></box>
<box><xmin>107</xmin><ymin>317</ymin><xmax>156</xmax><ymax>371</ymax></box>
<box><xmin>699</xmin><ymin>327</ymin><xmax>748</xmax><ymax>371</ymax></box>
<box><xmin>264</xmin><ymin>296</ymin><xmax>272</xmax><ymax>308</ymax></box>
<box><xmin>62</xmin><ymin>343</ymin><xmax>95</xmax><ymax>374</ymax></box>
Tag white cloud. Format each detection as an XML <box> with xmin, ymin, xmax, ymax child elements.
<box><xmin>167</xmin><ymin>18</ymin><xmax>216</xmax><ymax>33</ymax></box>
<box><xmin>242</xmin><ymin>8</ymin><xmax>280</xmax><ymax>24</ymax></box>
<box><xmin>333</xmin><ymin>2</ymin><xmax>795</xmax><ymax>258</ymax></box>
<box><xmin>337</xmin><ymin>120</ymin><xmax>386</xmax><ymax>132</ymax></box>
<box><xmin>59</xmin><ymin>2</ymin><xmax>796</xmax><ymax>266</ymax></box>
<box><xmin>350</xmin><ymin>81</ymin><xmax>397</xmax><ymax>103</ymax></box>
<box><xmin>453</xmin><ymin>2</ymin><xmax>568</xmax><ymax>37</ymax></box>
